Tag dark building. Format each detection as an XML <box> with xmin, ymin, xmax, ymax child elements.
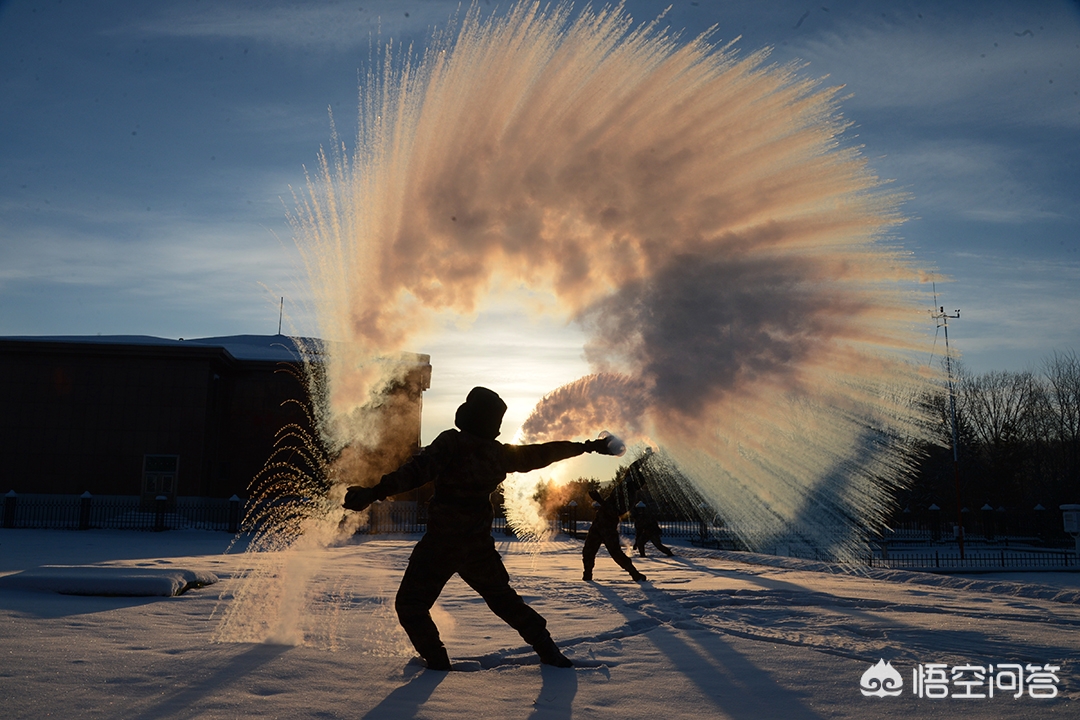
<box><xmin>0</xmin><ymin>335</ymin><xmax>430</xmax><ymax>502</ymax></box>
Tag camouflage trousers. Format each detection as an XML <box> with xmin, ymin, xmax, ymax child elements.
<box><xmin>394</xmin><ymin>531</ymin><xmax>548</xmax><ymax>658</ymax></box>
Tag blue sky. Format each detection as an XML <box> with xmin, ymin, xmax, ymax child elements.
<box><xmin>2</xmin><ymin>0</ymin><xmax>1079</xmax><ymax>439</ymax></box>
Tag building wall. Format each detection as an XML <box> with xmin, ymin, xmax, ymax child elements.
<box><xmin>0</xmin><ymin>341</ymin><xmax>293</xmax><ymax>498</ymax></box>
<box><xmin>0</xmin><ymin>338</ymin><xmax>430</xmax><ymax>501</ymax></box>
<box><xmin>0</xmin><ymin>342</ymin><xmax>221</xmax><ymax>496</ymax></box>
<box><xmin>215</xmin><ymin>361</ymin><xmax>313</xmax><ymax>498</ymax></box>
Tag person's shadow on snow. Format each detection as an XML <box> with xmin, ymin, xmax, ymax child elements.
<box><xmin>130</xmin><ymin>643</ymin><xmax>290</xmax><ymax>720</ymax></box>
<box><xmin>587</xmin><ymin>579</ymin><xmax>822</xmax><ymax>720</ymax></box>
<box><xmin>527</xmin><ymin>663</ymin><xmax>578</xmax><ymax>719</ymax></box>
<box><xmin>362</xmin><ymin>664</ymin><xmax>447</xmax><ymax>720</ymax></box>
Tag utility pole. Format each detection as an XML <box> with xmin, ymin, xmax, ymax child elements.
<box><xmin>277</xmin><ymin>297</ymin><xmax>284</xmax><ymax>336</ymax></box>
<box><xmin>930</xmin><ymin>297</ymin><xmax>963</xmax><ymax>559</ymax></box>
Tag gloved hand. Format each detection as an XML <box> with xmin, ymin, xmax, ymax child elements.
<box><xmin>343</xmin><ymin>485</ymin><xmax>377</xmax><ymax>512</ymax></box>
<box><xmin>583</xmin><ymin>439</ymin><xmax>611</xmax><ymax>454</ymax></box>
<box><xmin>584</xmin><ymin>432</ymin><xmax>626</xmax><ymax>456</ymax></box>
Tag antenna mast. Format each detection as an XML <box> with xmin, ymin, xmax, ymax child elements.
<box><xmin>930</xmin><ymin>291</ymin><xmax>963</xmax><ymax>558</ymax></box>
<box><xmin>277</xmin><ymin>297</ymin><xmax>284</xmax><ymax>336</ymax></box>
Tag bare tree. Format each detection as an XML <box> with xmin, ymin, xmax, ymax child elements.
<box><xmin>961</xmin><ymin>370</ymin><xmax>1037</xmax><ymax>448</ymax></box>
<box><xmin>957</xmin><ymin>369</ymin><xmax>1039</xmax><ymax>507</ymax></box>
<box><xmin>898</xmin><ymin>350</ymin><xmax>1080</xmax><ymax>536</ymax></box>
<box><xmin>1044</xmin><ymin>351</ymin><xmax>1080</xmax><ymax>495</ymax></box>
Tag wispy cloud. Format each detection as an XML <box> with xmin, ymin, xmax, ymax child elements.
<box><xmin>877</xmin><ymin>138</ymin><xmax>1066</xmax><ymax>224</ymax></box>
<box><xmin>0</xmin><ymin>215</ymin><xmax>303</xmax><ymax>328</ymax></box>
<box><xmin>935</xmin><ymin>252</ymin><xmax>1080</xmax><ymax>371</ymax></box>
<box><xmin>119</xmin><ymin>0</ymin><xmax>463</xmax><ymax>53</ymax></box>
<box><xmin>792</xmin><ymin>7</ymin><xmax>1080</xmax><ymax>131</ymax></box>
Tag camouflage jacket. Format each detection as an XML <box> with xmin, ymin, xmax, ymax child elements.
<box><xmin>369</xmin><ymin>429</ymin><xmax>589</xmax><ymax>535</ymax></box>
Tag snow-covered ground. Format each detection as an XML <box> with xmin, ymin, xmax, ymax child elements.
<box><xmin>1</xmin><ymin>528</ymin><xmax>1077</xmax><ymax>719</ymax></box>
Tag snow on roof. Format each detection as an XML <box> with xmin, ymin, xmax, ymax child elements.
<box><xmin>183</xmin><ymin>335</ymin><xmax>320</xmax><ymax>362</ymax></box>
<box><xmin>0</xmin><ymin>336</ymin><xmax>431</xmax><ymax>371</ymax></box>
<box><xmin>0</xmin><ymin>334</ymin><xmax>319</xmax><ymax>363</ymax></box>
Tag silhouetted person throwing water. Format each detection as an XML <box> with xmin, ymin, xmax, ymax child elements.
<box><xmin>582</xmin><ymin>489</ymin><xmax>647</xmax><ymax>582</ymax></box>
<box><xmin>342</xmin><ymin>386</ymin><xmax>619</xmax><ymax>671</ymax></box>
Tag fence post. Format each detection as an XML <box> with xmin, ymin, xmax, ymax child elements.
<box><xmin>568</xmin><ymin>501</ymin><xmax>578</xmax><ymax>539</ymax></box>
<box><xmin>228</xmin><ymin>495</ymin><xmax>241</xmax><ymax>534</ymax></box>
<box><xmin>79</xmin><ymin>491</ymin><xmax>93</xmax><ymax>531</ymax></box>
<box><xmin>3</xmin><ymin>491</ymin><xmax>16</xmax><ymax>529</ymax></box>
<box><xmin>155</xmin><ymin>495</ymin><xmax>168</xmax><ymax>532</ymax></box>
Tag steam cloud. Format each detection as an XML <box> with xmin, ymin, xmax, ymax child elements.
<box><xmin>291</xmin><ymin>2</ymin><xmax>938</xmax><ymax>559</ymax></box>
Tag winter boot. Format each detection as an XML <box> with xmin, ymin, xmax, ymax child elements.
<box><xmin>421</xmin><ymin>646</ymin><xmax>451</xmax><ymax>671</ymax></box>
<box><xmin>532</xmin><ymin>634</ymin><xmax>574</xmax><ymax>668</ymax></box>
<box><xmin>582</xmin><ymin>570</ymin><xmax>592</xmax><ymax>581</ymax></box>
<box><xmin>630</xmin><ymin>570</ymin><xmax>648</xmax><ymax>582</ymax></box>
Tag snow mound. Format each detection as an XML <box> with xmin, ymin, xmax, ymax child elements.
<box><xmin>0</xmin><ymin>565</ymin><xmax>218</xmax><ymax>597</ymax></box>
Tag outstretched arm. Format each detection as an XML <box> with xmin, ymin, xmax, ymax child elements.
<box><xmin>343</xmin><ymin>432</ymin><xmax>450</xmax><ymax>511</ymax></box>
<box><xmin>502</xmin><ymin>438</ymin><xmax>615</xmax><ymax>474</ymax></box>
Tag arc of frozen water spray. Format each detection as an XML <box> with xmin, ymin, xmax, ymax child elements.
<box><xmin>289</xmin><ymin>1</ymin><xmax>937</xmax><ymax>560</ymax></box>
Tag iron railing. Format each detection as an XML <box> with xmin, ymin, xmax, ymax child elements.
<box><xmin>869</xmin><ymin>549</ymin><xmax>1078</xmax><ymax>570</ymax></box>
<box><xmin>1</xmin><ymin>493</ymin><xmax>244</xmax><ymax>532</ymax></box>
<box><xmin>5</xmin><ymin>494</ymin><xmax>1075</xmax><ymax>572</ymax></box>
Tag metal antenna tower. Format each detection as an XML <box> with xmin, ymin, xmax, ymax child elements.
<box><xmin>930</xmin><ymin>287</ymin><xmax>963</xmax><ymax>558</ymax></box>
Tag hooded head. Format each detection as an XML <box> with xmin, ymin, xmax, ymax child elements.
<box><xmin>454</xmin><ymin>386</ymin><xmax>507</xmax><ymax>440</ymax></box>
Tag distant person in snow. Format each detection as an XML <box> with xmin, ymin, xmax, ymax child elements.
<box><xmin>620</xmin><ymin>449</ymin><xmax>673</xmax><ymax>558</ymax></box>
<box><xmin>631</xmin><ymin>491</ymin><xmax>674</xmax><ymax>558</ymax></box>
<box><xmin>582</xmin><ymin>488</ymin><xmax>647</xmax><ymax>582</ymax></box>
<box><xmin>342</xmin><ymin>386</ymin><xmax>620</xmax><ymax>671</ymax></box>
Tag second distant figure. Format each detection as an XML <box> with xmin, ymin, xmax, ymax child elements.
<box><xmin>632</xmin><ymin>495</ymin><xmax>674</xmax><ymax>558</ymax></box>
